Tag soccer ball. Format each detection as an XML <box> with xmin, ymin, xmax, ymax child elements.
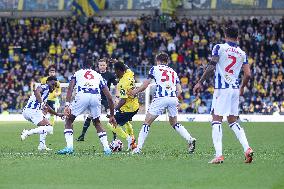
<box><xmin>109</xmin><ymin>139</ymin><xmax>123</xmax><ymax>152</ymax></box>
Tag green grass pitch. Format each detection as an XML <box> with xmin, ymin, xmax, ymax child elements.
<box><xmin>0</xmin><ymin>121</ymin><xmax>283</xmax><ymax>189</ymax></box>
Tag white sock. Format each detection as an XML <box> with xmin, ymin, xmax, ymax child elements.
<box><xmin>39</xmin><ymin>132</ymin><xmax>47</xmax><ymax>147</ymax></box>
<box><xmin>98</xmin><ymin>132</ymin><xmax>109</xmax><ymax>151</ymax></box>
<box><xmin>212</xmin><ymin>121</ymin><xmax>222</xmax><ymax>157</ymax></box>
<box><xmin>64</xmin><ymin>129</ymin><xmax>73</xmax><ymax>149</ymax></box>
<box><xmin>137</xmin><ymin>124</ymin><xmax>150</xmax><ymax>150</ymax></box>
<box><xmin>45</xmin><ymin>126</ymin><xmax>53</xmax><ymax>134</ymax></box>
<box><xmin>126</xmin><ymin>135</ymin><xmax>132</xmax><ymax>149</ymax></box>
<box><xmin>27</xmin><ymin>125</ymin><xmax>52</xmax><ymax>135</ymax></box>
<box><xmin>229</xmin><ymin>122</ymin><xmax>250</xmax><ymax>152</ymax></box>
<box><xmin>173</xmin><ymin>123</ymin><xmax>193</xmax><ymax>142</ymax></box>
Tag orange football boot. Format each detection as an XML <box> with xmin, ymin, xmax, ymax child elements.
<box><xmin>208</xmin><ymin>156</ymin><xmax>225</xmax><ymax>164</ymax></box>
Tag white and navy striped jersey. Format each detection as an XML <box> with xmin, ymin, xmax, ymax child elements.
<box><xmin>24</xmin><ymin>84</ymin><xmax>50</xmax><ymax>110</ymax></box>
<box><xmin>212</xmin><ymin>42</ymin><xmax>248</xmax><ymax>89</ymax></box>
<box><xmin>71</xmin><ymin>69</ymin><xmax>107</xmax><ymax>95</ymax></box>
<box><xmin>148</xmin><ymin>65</ymin><xmax>180</xmax><ymax>98</ymax></box>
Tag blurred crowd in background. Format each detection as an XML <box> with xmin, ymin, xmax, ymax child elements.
<box><xmin>0</xmin><ymin>16</ymin><xmax>283</xmax><ymax>115</ymax></box>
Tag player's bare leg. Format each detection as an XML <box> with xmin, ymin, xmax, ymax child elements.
<box><xmin>133</xmin><ymin>113</ymin><xmax>158</xmax><ymax>154</ymax></box>
<box><xmin>209</xmin><ymin>112</ymin><xmax>224</xmax><ymax>164</ymax></box>
<box><xmin>92</xmin><ymin>117</ymin><xmax>112</xmax><ymax>155</ymax></box>
<box><xmin>21</xmin><ymin>118</ymin><xmax>53</xmax><ymax>151</ymax></box>
<box><xmin>227</xmin><ymin>115</ymin><xmax>253</xmax><ymax>163</ymax></box>
<box><xmin>169</xmin><ymin>116</ymin><xmax>196</xmax><ymax>154</ymax></box>
<box><xmin>57</xmin><ymin>115</ymin><xmax>75</xmax><ymax>154</ymax></box>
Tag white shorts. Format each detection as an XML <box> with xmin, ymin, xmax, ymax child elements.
<box><xmin>148</xmin><ymin>97</ymin><xmax>179</xmax><ymax>117</ymax></box>
<box><xmin>22</xmin><ymin>108</ymin><xmax>44</xmax><ymax>125</ymax></box>
<box><xmin>71</xmin><ymin>93</ymin><xmax>101</xmax><ymax>118</ymax></box>
<box><xmin>211</xmin><ymin>88</ymin><xmax>239</xmax><ymax>116</ymax></box>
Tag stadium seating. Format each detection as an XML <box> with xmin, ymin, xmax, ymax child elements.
<box><xmin>0</xmin><ymin>16</ymin><xmax>283</xmax><ymax>114</ymax></box>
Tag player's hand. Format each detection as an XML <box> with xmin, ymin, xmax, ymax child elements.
<box><xmin>108</xmin><ymin>115</ymin><xmax>117</xmax><ymax>126</ymax></box>
<box><xmin>128</xmin><ymin>89</ymin><xmax>137</xmax><ymax>97</ymax></box>
<box><xmin>57</xmin><ymin>113</ymin><xmax>65</xmax><ymax>120</ymax></box>
<box><xmin>240</xmin><ymin>87</ymin><xmax>245</xmax><ymax>96</ymax></box>
<box><xmin>64</xmin><ymin>106</ymin><xmax>71</xmax><ymax>118</ymax></box>
<box><xmin>193</xmin><ymin>82</ymin><xmax>202</xmax><ymax>95</ymax></box>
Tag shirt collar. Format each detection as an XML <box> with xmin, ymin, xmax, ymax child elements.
<box><xmin>226</xmin><ymin>41</ymin><xmax>238</xmax><ymax>47</ymax></box>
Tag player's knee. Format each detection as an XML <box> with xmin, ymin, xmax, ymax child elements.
<box><xmin>37</xmin><ymin>118</ymin><xmax>50</xmax><ymax>126</ymax></box>
<box><xmin>45</xmin><ymin>125</ymin><xmax>53</xmax><ymax>134</ymax></box>
<box><xmin>227</xmin><ymin>116</ymin><xmax>238</xmax><ymax>123</ymax></box>
<box><xmin>169</xmin><ymin>117</ymin><xmax>177</xmax><ymax>126</ymax></box>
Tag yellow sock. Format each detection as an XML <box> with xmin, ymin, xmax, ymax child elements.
<box><xmin>124</xmin><ymin>122</ymin><xmax>134</xmax><ymax>136</ymax></box>
<box><xmin>106</xmin><ymin>123</ymin><xmax>128</xmax><ymax>139</ymax></box>
<box><xmin>50</xmin><ymin>115</ymin><xmax>55</xmax><ymax>126</ymax></box>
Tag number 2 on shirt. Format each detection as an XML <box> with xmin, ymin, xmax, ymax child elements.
<box><xmin>225</xmin><ymin>55</ymin><xmax>236</xmax><ymax>74</ymax></box>
<box><xmin>84</xmin><ymin>71</ymin><xmax>94</xmax><ymax>80</ymax></box>
<box><xmin>159</xmin><ymin>69</ymin><xmax>174</xmax><ymax>83</ymax></box>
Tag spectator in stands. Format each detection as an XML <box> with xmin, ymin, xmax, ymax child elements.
<box><xmin>0</xmin><ymin>16</ymin><xmax>283</xmax><ymax>114</ymax></box>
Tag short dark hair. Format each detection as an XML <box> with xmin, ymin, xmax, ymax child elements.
<box><xmin>114</xmin><ymin>61</ymin><xmax>127</xmax><ymax>72</ymax></box>
<box><xmin>45</xmin><ymin>65</ymin><xmax>56</xmax><ymax>75</ymax></box>
<box><xmin>155</xmin><ymin>52</ymin><xmax>169</xmax><ymax>64</ymax></box>
<box><xmin>83</xmin><ymin>59</ymin><xmax>94</xmax><ymax>69</ymax></box>
<box><xmin>46</xmin><ymin>76</ymin><xmax>57</xmax><ymax>82</ymax></box>
<box><xmin>224</xmin><ymin>26</ymin><xmax>239</xmax><ymax>39</ymax></box>
<box><xmin>98</xmin><ymin>58</ymin><xmax>108</xmax><ymax>64</ymax></box>
<box><xmin>47</xmin><ymin>65</ymin><xmax>56</xmax><ymax>71</ymax></box>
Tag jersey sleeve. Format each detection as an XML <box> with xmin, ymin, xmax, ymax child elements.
<box><xmin>99</xmin><ymin>76</ymin><xmax>107</xmax><ymax>90</ymax></box>
<box><xmin>70</xmin><ymin>73</ymin><xmax>76</xmax><ymax>83</ymax></box>
<box><xmin>176</xmin><ymin>73</ymin><xmax>180</xmax><ymax>84</ymax></box>
<box><xmin>40</xmin><ymin>84</ymin><xmax>48</xmax><ymax>90</ymax></box>
<box><xmin>212</xmin><ymin>44</ymin><xmax>221</xmax><ymax>56</ymax></box>
<box><xmin>148</xmin><ymin>66</ymin><xmax>155</xmax><ymax>79</ymax></box>
<box><xmin>40</xmin><ymin>77</ymin><xmax>47</xmax><ymax>84</ymax></box>
<box><xmin>55</xmin><ymin>81</ymin><xmax>61</xmax><ymax>95</ymax></box>
<box><xmin>243</xmin><ymin>54</ymin><xmax>248</xmax><ymax>65</ymax></box>
<box><xmin>38</xmin><ymin>84</ymin><xmax>49</xmax><ymax>94</ymax></box>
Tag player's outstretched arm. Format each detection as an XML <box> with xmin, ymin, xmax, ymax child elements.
<box><xmin>64</xmin><ymin>79</ymin><xmax>76</xmax><ymax>117</ymax></box>
<box><xmin>176</xmin><ymin>83</ymin><xmax>183</xmax><ymax>101</ymax></box>
<box><xmin>129</xmin><ymin>79</ymin><xmax>151</xmax><ymax>96</ymax></box>
<box><xmin>115</xmin><ymin>98</ymin><xmax>126</xmax><ymax>111</ymax></box>
<box><xmin>193</xmin><ymin>56</ymin><xmax>219</xmax><ymax>94</ymax></box>
<box><xmin>44</xmin><ymin>103</ymin><xmax>64</xmax><ymax>119</ymax></box>
<box><xmin>102</xmin><ymin>86</ymin><xmax>117</xmax><ymax>125</ymax></box>
<box><xmin>240</xmin><ymin>64</ymin><xmax>251</xmax><ymax>96</ymax></box>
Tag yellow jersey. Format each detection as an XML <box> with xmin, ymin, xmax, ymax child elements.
<box><xmin>118</xmin><ymin>69</ymin><xmax>139</xmax><ymax>112</ymax></box>
<box><xmin>40</xmin><ymin>77</ymin><xmax>61</xmax><ymax>101</ymax></box>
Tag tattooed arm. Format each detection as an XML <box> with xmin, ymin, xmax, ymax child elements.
<box><xmin>193</xmin><ymin>56</ymin><xmax>219</xmax><ymax>94</ymax></box>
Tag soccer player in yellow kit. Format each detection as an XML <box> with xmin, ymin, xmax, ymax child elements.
<box><xmin>40</xmin><ymin>65</ymin><xmax>61</xmax><ymax>126</ymax></box>
<box><xmin>106</xmin><ymin>61</ymin><xmax>139</xmax><ymax>151</ymax></box>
